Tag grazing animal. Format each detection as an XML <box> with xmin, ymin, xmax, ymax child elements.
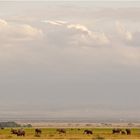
<box><xmin>35</xmin><ymin>128</ymin><xmax>42</xmax><ymax>137</ymax></box>
<box><xmin>56</xmin><ymin>129</ymin><xmax>66</xmax><ymax>134</ymax></box>
<box><xmin>83</xmin><ymin>129</ymin><xmax>93</xmax><ymax>135</ymax></box>
<box><xmin>126</xmin><ymin>129</ymin><xmax>131</xmax><ymax>135</ymax></box>
<box><xmin>11</xmin><ymin>128</ymin><xmax>25</xmax><ymax>136</ymax></box>
<box><xmin>121</xmin><ymin>130</ymin><xmax>126</xmax><ymax>135</ymax></box>
<box><xmin>17</xmin><ymin>129</ymin><xmax>25</xmax><ymax>136</ymax></box>
<box><xmin>112</xmin><ymin>128</ymin><xmax>122</xmax><ymax>134</ymax></box>
<box><xmin>11</xmin><ymin>129</ymin><xmax>18</xmax><ymax>135</ymax></box>
<box><xmin>35</xmin><ymin>128</ymin><xmax>42</xmax><ymax>135</ymax></box>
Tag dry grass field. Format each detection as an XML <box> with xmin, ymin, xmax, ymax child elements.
<box><xmin>0</xmin><ymin>127</ymin><xmax>140</xmax><ymax>139</ymax></box>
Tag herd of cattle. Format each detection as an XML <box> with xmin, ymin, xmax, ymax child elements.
<box><xmin>9</xmin><ymin>128</ymin><xmax>132</xmax><ymax>136</ymax></box>
<box><xmin>112</xmin><ymin>128</ymin><xmax>131</xmax><ymax>135</ymax></box>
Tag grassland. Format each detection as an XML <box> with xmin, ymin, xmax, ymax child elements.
<box><xmin>0</xmin><ymin>128</ymin><xmax>140</xmax><ymax>139</ymax></box>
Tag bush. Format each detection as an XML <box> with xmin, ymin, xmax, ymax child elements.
<box><xmin>0</xmin><ymin>121</ymin><xmax>21</xmax><ymax>128</ymax></box>
<box><xmin>22</xmin><ymin>124</ymin><xmax>32</xmax><ymax>128</ymax></box>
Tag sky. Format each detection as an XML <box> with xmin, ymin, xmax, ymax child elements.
<box><xmin>0</xmin><ymin>0</ymin><xmax>140</xmax><ymax>1</ymax></box>
<box><xmin>0</xmin><ymin>1</ymin><xmax>140</xmax><ymax>121</ymax></box>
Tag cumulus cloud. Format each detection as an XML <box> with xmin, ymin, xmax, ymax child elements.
<box><xmin>0</xmin><ymin>19</ymin><xmax>43</xmax><ymax>45</ymax></box>
<box><xmin>19</xmin><ymin>24</ymin><xmax>43</xmax><ymax>39</ymax></box>
<box><xmin>116</xmin><ymin>21</ymin><xmax>133</xmax><ymax>41</ymax></box>
<box><xmin>116</xmin><ymin>21</ymin><xmax>140</xmax><ymax>46</ymax></box>
<box><xmin>66</xmin><ymin>23</ymin><xmax>109</xmax><ymax>45</ymax></box>
<box><xmin>67</xmin><ymin>24</ymin><xmax>92</xmax><ymax>35</ymax></box>
<box><xmin>0</xmin><ymin>19</ymin><xmax>8</xmax><ymax>27</ymax></box>
<box><xmin>42</xmin><ymin>20</ymin><xmax>110</xmax><ymax>47</ymax></box>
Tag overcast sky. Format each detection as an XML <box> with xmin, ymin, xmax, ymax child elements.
<box><xmin>0</xmin><ymin>1</ymin><xmax>140</xmax><ymax>121</ymax></box>
<box><xmin>0</xmin><ymin>0</ymin><xmax>140</xmax><ymax>1</ymax></box>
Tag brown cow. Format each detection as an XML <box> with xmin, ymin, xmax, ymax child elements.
<box><xmin>56</xmin><ymin>129</ymin><xmax>66</xmax><ymax>134</ymax></box>
<box><xmin>84</xmin><ymin>129</ymin><xmax>93</xmax><ymax>135</ymax></box>
<box><xmin>11</xmin><ymin>128</ymin><xmax>25</xmax><ymax>136</ymax></box>
<box><xmin>126</xmin><ymin>129</ymin><xmax>131</xmax><ymax>135</ymax></box>
<box><xmin>112</xmin><ymin>128</ymin><xmax>122</xmax><ymax>134</ymax></box>
<box><xmin>35</xmin><ymin>128</ymin><xmax>42</xmax><ymax>135</ymax></box>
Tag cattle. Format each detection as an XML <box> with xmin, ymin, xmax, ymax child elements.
<box><xmin>17</xmin><ymin>129</ymin><xmax>25</xmax><ymax>136</ymax></box>
<box><xmin>11</xmin><ymin>128</ymin><xmax>25</xmax><ymax>136</ymax></box>
<box><xmin>112</xmin><ymin>128</ymin><xmax>131</xmax><ymax>135</ymax></box>
<box><xmin>112</xmin><ymin>128</ymin><xmax>122</xmax><ymax>134</ymax></box>
<box><xmin>35</xmin><ymin>128</ymin><xmax>42</xmax><ymax>137</ymax></box>
<box><xmin>11</xmin><ymin>129</ymin><xmax>18</xmax><ymax>135</ymax></box>
<box><xmin>56</xmin><ymin>128</ymin><xmax>66</xmax><ymax>134</ymax></box>
<box><xmin>121</xmin><ymin>130</ymin><xmax>126</xmax><ymax>135</ymax></box>
<box><xmin>35</xmin><ymin>128</ymin><xmax>42</xmax><ymax>135</ymax></box>
<box><xmin>83</xmin><ymin>129</ymin><xmax>93</xmax><ymax>135</ymax></box>
<box><xmin>126</xmin><ymin>129</ymin><xmax>131</xmax><ymax>135</ymax></box>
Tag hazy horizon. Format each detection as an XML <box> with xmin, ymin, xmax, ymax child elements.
<box><xmin>0</xmin><ymin>1</ymin><xmax>140</xmax><ymax>121</ymax></box>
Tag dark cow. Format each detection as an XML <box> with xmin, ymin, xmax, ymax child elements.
<box><xmin>84</xmin><ymin>129</ymin><xmax>93</xmax><ymax>135</ymax></box>
<box><xmin>35</xmin><ymin>128</ymin><xmax>42</xmax><ymax>137</ymax></box>
<box><xmin>35</xmin><ymin>128</ymin><xmax>42</xmax><ymax>135</ymax></box>
<box><xmin>126</xmin><ymin>129</ymin><xmax>131</xmax><ymax>135</ymax></box>
<box><xmin>121</xmin><ymin>130</ymin><xmax>126</xmax><ymax>135</ymax></box>
<box><xmin>56</xmin><ymin>129</ymin><xmax>66</xmax><ymax>134</ymax></box>
<box><xmin>17</xmin><ymin>129</ymin><xmax>25</xmax><ymax>136</ymax></box>
<box><xmin>112</xmin><ymin>128</ymin><xmax>122</xmax><ymax>134</ymax></box>
<box><xmin>11</xmin><ymin>129</ymin><xmax>18</xmax><ymax>135</ymax></box>
<box><xmin>11</xmin><ymin>128</ymin><xmax>25</xmax><ymax>136</ymax></box>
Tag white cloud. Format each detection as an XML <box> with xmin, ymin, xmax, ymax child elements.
<box><xmin>66</xmin><ymin>24</ymin><xmax>109</xmax><ymax>45</ymax></box>
<box><xmin>116</xmin><ymin>21</ymin><xmax>133</xmax><ymax>41</ymax></box>
<box><xmin>20</xmin><ymin>24</ymin><xmax>43</xmax><ymax>39</ymax></box>
<box><xmin>0</xmin><ymin>19</ymin><xmax>43</xmax><ymax>45</ymax></box>
<box><xmin>67</xmin><ymin>24</ymin><xmax>92</xmax><ymax>35</ymax></box>
<box><xmin>116</xmin><ymin>21</ymin><xmax>140</xmax><ymax>47</ymax></box>
<box><xmin>42</xmin><ymin>20</ymin><xmax>110</xmax><ymax>47</ymax></box>
<box><xmin>0</xmin><ymin>19</ymin><xmax>8</xmax><ymax>27</ymax></box>
<box><xmin>41</xmin><ymin>20</ymin><xmax>67</xmax><ymax>26</ymax></box>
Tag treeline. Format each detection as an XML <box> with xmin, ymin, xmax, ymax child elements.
<box><xmin>0</xmin><ymin>121</ymin><xmax>32</xmax><ymax>128</ymax></box>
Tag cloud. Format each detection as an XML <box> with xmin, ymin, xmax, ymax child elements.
<box><xmin>19</xmin><ymin>24</ymin><xmax>43</xmax><ymax>40</ymax></box>
<box><xmin>41</xmin><ymin>20</ymin><xmax>67</xmax><ymax>26</ymax></box>
<box><xmin>0</xmin><ymin>19</ymin><xmax>8</xmax><ymax>27</ymax></box>
<box><xmin>0</xmin><ymin>19</ymin><xmax>43</xmax><ymax>45</ymax></box>
<box><xmin>67</xmin><ymin>24</ymin><xmax>92</xmax><ymax>35</ymax></box>
<box><xmin>42</xmin><ymin>20</ymin><xmax>110</xmax><ymax>47</ymax></box>
<box><xmin>116</xmin><ymin>21</ymin><xmax>133</xmax><ymax>41</ymax></box>
<box><xmin>131</xmin><ymin>32</ymin><xmax>140</xmax><ymax>46</ymax></box>
<box><xmin>116</xmin><ymin>21</ymin><xmax>140</xmax><ymax>47</ymax></box>
<box><xmin>66</xmin><ymin>24</ymin><xmax>109</xmax><ymax>45</ymax></box>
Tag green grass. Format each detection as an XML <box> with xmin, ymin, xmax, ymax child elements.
<box><xmin>0</xmin><ymin>128</ymin><xmax>140</xmax><ymax>139</ymax></box>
